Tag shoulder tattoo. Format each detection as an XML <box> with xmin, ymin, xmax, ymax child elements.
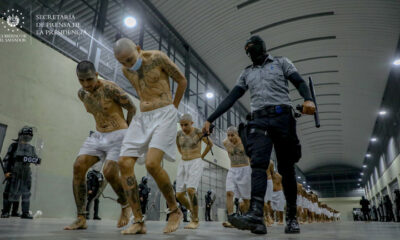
<box><xmin>78</xmin><ymin>89</ymin><xmax>86</xmax><ymax>101</ymax></box>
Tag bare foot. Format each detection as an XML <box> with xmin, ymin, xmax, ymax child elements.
<box><xmin>265</xmin><ymin>219</ymin><xmax>273</xmax><ymax>227</ymax></box>
<box><xmin>266</xmin><ymin>216</ymin><xmax>274</xmax><ymax>226</ymax></box>
<box><xmin>184</xmin><ymin>220</ymin><xmax>199</xmax><ymax>229</ymax></box>
<box><xmin>163</xmin><ymin>208</ymin><xmax>183</xmax><ymax>234</ymax></box>
<box><xmin>64</xmin><ymin>216</ymin><xmax>87</xmax><ymax>230</ymax></box>
<box><xmin>121</xmin><ymin>222</ymin><xmax>147</xmax><ymax>235</ymax></box>
<box><xmin>222</xmin><ymin>221</ymin><xmax>234</xmax><ymax>228</ymax></box>
<box><xmin>117</xmin><ymin>206</ymin><xmax>132</xmax><ymax>228</ymax></box>
<box><xmin>278</xmin><ymin>221</ymin><xmax>284</xmax><ymax>225</ymax></box>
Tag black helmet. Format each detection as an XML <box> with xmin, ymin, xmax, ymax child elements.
<box><xmin>142</xmin><ymin>176</ymin><xmax>148</xmax><ymax>184</ymax></box>
<box><xmin>16</xmin><ymin>126</ymin><xmax>33</xmax><ymax>142</ymax></box>
<box><xmin>19</xmin><ymin>126</ymin><xmax>33</xmax><ymax>137</ymax></box>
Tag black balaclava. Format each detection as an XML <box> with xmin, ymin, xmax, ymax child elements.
<box><xmin>245</xmin><ymin>35</ymin><xmax>267</xmax><ymax>66</ymax></box>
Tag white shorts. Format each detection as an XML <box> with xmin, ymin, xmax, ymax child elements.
<box><xmin>296</xmin><ymin>195</ymin><xmax>303</xmax><ymax>207</ymax></box>
<box><xmin>303</xmin><ymin>198</ymin><xmax>310</xmax><ymax>209</ymax></box>
<box><xmin>316</xmin><ymin>207</ymin><xmax>321</xmax><ymax>215</ymax></box>
<box><xmin>226</xmin><ymin>166</ymin><xmax>251</xmax><ymax>200</ymax></box>
<box><xmin>78</xmin><ymin>129</ymin><xmax>127</xmax><ymax>161</ymax></box>
<box><xmin>120</xmin><ymin>105</ymin><xmax>178</xmax><ymax>163</ymax></box>
<box><xmin>303</xmin><ymin>199</ymin><xmax>309</xmax><ymax>210</ymax></box>
<box><xmin>271</xmin><ymin>190</ymin><xmax>286</xmax><ymax>212</ymax></box>
<box><xmin>310</xmin><ymin>202</ymin><xmax>315</xmax><ymax>213</ymax></box>
<box><xmin>176</xmin><ymin>158</ymin><xmax>204</xmax><ymax>192</ymax></box>
<box><xmin>264</xmin><ymin>179</ymin><xmax>273</xmax><ymax>202</ymax></box>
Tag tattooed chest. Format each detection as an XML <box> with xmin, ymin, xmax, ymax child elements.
<box><xmin>136</xmin><ymin>68</ymin><xmax>163</xmax><ymax>89</ymax></box>
<box><xmin>179</xmin><ymin>135</ymin><xmax>200</xmax><ymax>150</ymax></box>
<box><xmin>84</xmin><ymin>95</ymin><xmax>114</xmax><ymax>114</ymax></box>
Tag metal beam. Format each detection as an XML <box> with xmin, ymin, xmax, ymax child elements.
<box><xmin>89</xmin><ymin>0</ymin><xmax>109</xmax><ymax>63</ymax></box>
<box><xmin>308</xmin><ymin>179</ymin><xmax>359</xmax><ymax>184</ymax></box>
<box><xmin>136</xmin><ymin>0</ymin><xmax>249</xmax><ymax>115</ymax></box>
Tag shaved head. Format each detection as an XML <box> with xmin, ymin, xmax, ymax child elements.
<box><xmin>113</xmin><ymin>38</ymin><xmax>137</xmax><ymax>57</ymax></box>
<box><xmin>180</xmin><ymin>114</ymin><xmax>192</xmax><ymax>122</ymax></box>
<box><xmin>113</xmin><ymin>38</ymin><xmax>141</xmax><ymax>68</ymax></box>
<box><xmin>227</xmin><ymin>126</ymin><xmax>238</xmax><ymax>134</ymax></box>
<box><xmin>76</xmin><ymin>60</ymin><xmax>96</xmax><ymax>74</ymax></box>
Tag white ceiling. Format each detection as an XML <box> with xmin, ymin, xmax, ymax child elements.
<box><xmin>150</xmin><ymin>0</ymin><xmax>400</xmax><ymax>172</ymax></box>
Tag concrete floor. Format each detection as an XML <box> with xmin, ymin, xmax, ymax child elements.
<box><xmin>1</xmin><ymin>218</ymin><xmax>400</xmax><ymax>240</ymax></box>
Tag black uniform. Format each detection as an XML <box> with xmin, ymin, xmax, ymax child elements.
<box><xmin>394</xmin><ymin>190</ymin><xmax>400</xmax><ymax>222</ymax></box>
<box><xmin>138</xmin><ymin>177</ymin><xmax>150</xmax><ymax>215</ymax></box>
<box><xmin>383</xmin><ymin>195</ymin><xmax>394</xmax><ymax>222</ymax></box>
<box><xmin>206</xmin><ymin>36</ymin><xmax>312</xmax><ymax>234</ymax></box>
<box><xmin>359</xmin><ymin>197</ymin><xmax>370</xmax><ymax>221</ymax></box>
<box><xmin>378</xmin><ymin>200</ymin><xmax>384</xmax><ymax>221</ymax></box>
<box><xmin>205</xmin><ymin>191</ymin><xmax>213</xmax><ymax>221</ymax></box>
<box><xmin>1</xmin><ymin>143</ymin><xmax>21</xmax><ymax>218</ymax></box>
<box><xmin>85</xmin><ymin>169</ymin><xmax>103</xmax><ymax>220</ymax></box>
<box><xmin>372</xmin><ymin>205</ymin><xmax>378</xmax><ymax>221</ymax></box>
<box><xmin>1</xmin><ymin>127</ymin><xmax>39</xmax><ymax>219</ymax></box>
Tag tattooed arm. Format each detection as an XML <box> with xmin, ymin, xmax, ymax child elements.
<box><xmin>78</xmin><ymin>88</ymin><xmax>86</xmax><ymax>102</ymax></box>
<box><xmin>159</xmin><ymin>52</ymin><xmax>187</xmax><ymax>109</ymax></box>
<box><xmin>77</xmin><ymin>89</ymin><xmax>90</xmax><ymax>113</ymax></box>
<box><xmin>109</xmin><ymin>83</ymin><xmax>137</xmax><ymax>125</ymax></box>
<box><xmin>201</xmin><ymin>132</ymin><xmax>213</xmax><ymax>159</ymax></box>
<box><xmin>176</xmin><ymin>134</ymin><xmax>183</xmax><ymax>155</ymax></box>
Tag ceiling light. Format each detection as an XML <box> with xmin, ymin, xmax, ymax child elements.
<box><xmin>124</xmin><ymin>16</ymin><xmax>137</xmax><ymax>28</ymax></box>
<box><xmin>206</xmin><ymin>92</ymin><xmax>214</xmax><ymax>99</ymax></box>
<box><xmin>366</xmin><ymin>154</ymin><xmax>371</xmax><ymax>158</ymax></box>
<box><xmin>297</xmin><ymin>176</ymin><xmax>301</xmax><ymax>179</ymax></box>
<box><xmin>363</xmin><ymin>165</ymin><xmax>367</xmax><ymax>168</ymax></box>
<box><xmin>360</xmin><ymin>173</ymin><xmax>364</xmax><ymax>176</ymax></box>
<box><xmin>358</xmin><ymin>178</ymin><xmax>362</xmax><ymax>181</ymax></box>
<box><xmin>371</xmin><ymin>138</ymin><xmax>377</xmax><ymax>142</ymax></box>
<box><xmin>303</xmin><ymin>181</ymin><xmax>306</xmax><ymax>184</ymax></box>
<box><xmin>393</xmin><ymin>58</ymin><xmax>400</xmax><ymax>66</ymax></box>
<box><xmin>379</xmin><ymin>110</ymin><xmax>387</xmax><ymax>116</ymax></box>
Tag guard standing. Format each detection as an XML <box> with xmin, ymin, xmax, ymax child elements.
<box><xmin>203</xmin><ymin>35</ymin><xmax>315</xmax><ymax>234</ymax></box>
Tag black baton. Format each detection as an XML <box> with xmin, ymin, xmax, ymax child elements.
<box><xmin>295</xmin><ymin>77</ymin><xmax>321</xmax><ymax>128</ymax></box>
<box><xmin>309</xmin><ymin>77</ymin><xmax>320</xmax><ymax>128</ymax></box>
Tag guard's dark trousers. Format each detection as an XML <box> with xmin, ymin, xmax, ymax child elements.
<box><xmin>247</xmin><ymin>110</ymin><xmax>300</xmax><ymax>218</ymax></box>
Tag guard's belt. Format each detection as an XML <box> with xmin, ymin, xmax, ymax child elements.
<box><xmin>251</xmin><ymin>105</ymin><xmax>291</xmax><ymax>119</ymax></box>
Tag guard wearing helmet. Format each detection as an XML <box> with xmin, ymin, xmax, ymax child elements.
<box><xmin>1</xmin><ymin>126</ymin><xmax>41</xmax><ymax>219</ymax></box>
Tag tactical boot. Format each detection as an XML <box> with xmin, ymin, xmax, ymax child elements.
<box><xmin>21</xmin><ymin>212</ymin><xmax>33</xmax><ymax>219</ymax></box>
<box><xmin>93</xmin><ymin>215</ymin><xmax>101</xmax><ymax>220</ymax></box>
<box><xmin>229</xmin><ymin>199</ymin><xmax>267</xmax><ymax>234</ymax></box>
<box><xmin>285</xmin><ymin>205</ymin><xmax>300</xmax><ymax>234</ymax></box>
<box><xmin>1</xmin><ymin>211</ymin><xmax>10</xmax><ymax>218</ymax></box>
<box><xmin>11</xmin><ymin>212</ymin><xmax>21</xmax><ymax>217</ymax></box>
